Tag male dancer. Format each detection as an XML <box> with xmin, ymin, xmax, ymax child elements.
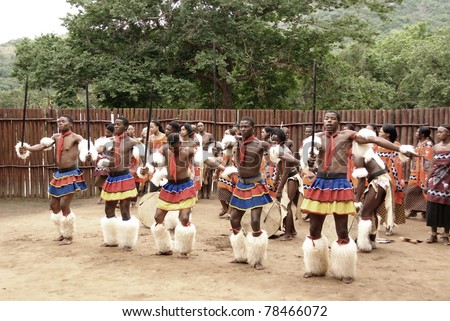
<box><xmin>229</xmin><ymin>117</ymin><xmax>273</xmax><ymax>270</ymax></box>
<box><xmin>97</xmin><ymin>117</ymin><xmax>140</xmax><ymax>251</ymax></box>
<box><xmin>300</xmin><ymin>111</ymin><xmax>416</xmax><ymax>283</ymax></box>
<box><xmin>150</xmin><ymin>133</ymin><xmax>198</xmax><ymax>258</ymax></box>
<box><xmin>17</xmin><ymin>115</ymin><xmax>91</xmax><ymax>245</ymax></box>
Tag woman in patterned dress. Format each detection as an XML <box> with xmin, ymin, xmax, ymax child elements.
<box><xmin>404</xmin><ymin>127</ymin><xmax>434</xmax><ymax>218</ymax></box>
<box><xmin>425</xmin><ymin>125</ymin><xmax>450</xmax><ymax>245</ymax></box>
<box><xmin>375</xmin><ymin>124</ymin><xmax>406</xmax><ymax>235</ymax></box>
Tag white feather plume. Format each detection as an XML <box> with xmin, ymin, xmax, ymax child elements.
<box><xmin>97</xmin><ymin>158</ymin><xmax>111</xmax><ymax>168</ymax></box>
<box><xmin>221</xmin><ymin>166</ymin><xmax>238</xmax><ymax>178</ymax></box>
<box><xmin>150</xmin><ymin>152</ymin><xmax>165</xmax><ymax>167</ymax></box>
<box><xmin>79</xmin><ymin>139</ymin><xmax>98</xmax><ymax>162</ymax></box>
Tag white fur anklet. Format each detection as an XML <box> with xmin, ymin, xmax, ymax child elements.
<box><xmin>330</xmin><ymin>238</ymin><xmax>357</xmax><ymax>283</ymax></box>
<box><xmin>174</xmin><ymin>223</ymin><xmax>196</xmax><ymax>255</ymax></box>
<box><xmin>117</xmin><ymin>216</ymin><xmax>139</xmax><ymax>249</ymax></box>
<box><xmin>357</xmin><ymin>219</ymin><xmax>373</xmax><ymax>252</ymax></box>
<box><xmin>302</xmin><ymin>235</ymin><xmax>329</xmax><ymax>277</ymax></box>
<box><xmin>60</xmin><ymin>212</ymin><xmax>76</xmax><ymax>239</ymax></box>
<box><xmin>230</xmin><ymin>229</ymin><xmax>247</xmax><ymax>263</ymax></box>
<box><xmin>151</xmin><ymin>222</ymin><xmax>173</xmax><ymax>254</ymax></box>
<box><xmin>246</xmin><ymin>230</ymin><xmax>268</xmax><ymax>268</ymax></box>
<box><xmin>50</xmin><ymin>211</ymin><xmax>63</xmax><ymax>236</ymax></box>
<box><xmin>101</xmin><ymin>216</ymin><xmax>119</xmax><ymax>246</ymax></box>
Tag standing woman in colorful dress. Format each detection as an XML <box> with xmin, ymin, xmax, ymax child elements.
<box><xmin>404</xmin><ymin>127</ymin><xmax>434</xmax><ymax>219</ymax></box>
<box><xmin>375</xmin><ymin>124</ymin><xmax>406</xmax><ymax>235</ymax></box>
<box><xmin>425</xmin><ymin>125</ymin><xmax>450</xmax><ymax>245</ymax></box>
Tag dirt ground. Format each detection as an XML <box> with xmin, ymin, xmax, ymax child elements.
<box><xmin>1</xmin><ymin>196</ymin><xmax>449</xmax><ymax>301</ymax></box>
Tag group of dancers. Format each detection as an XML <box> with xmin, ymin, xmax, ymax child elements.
<box><xmin>16</xmin><ymin>111</ymin><xmax>450</xmax><ymax>284</ymax></box>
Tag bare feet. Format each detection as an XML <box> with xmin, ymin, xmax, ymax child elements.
<box><xmin>157</xmin><ymin>251</ymin><xmax>173</xmax><ymax>256</ymax></box>
<box><xmin>178</xmin><ymin>253</ymin><xmax>189</xmax><ymax>259</ymax></box>
<box><xmin>277</xmin><ymin>234</ymin><xmax>293</xmax><ymax>241</ymax></box>
<box><xmin>303</xmin><ymin>272</ymin><xmax>325</xmax><ymax>278</ymax></box>
<box><xmin>342</xmin><ymin>277</ymin><xmax>354</xmax><ymax>284</ymax></box>
<box><xmin>123</xmin><ymin>246</ymin><xmax>133</xmax><ymax>252</ymax></box>
<box><xmin>218</xmin><ymin>209</ymin><xmax>227</xmax><ymax>217</ymax></box>
<box><xmin>59</xmin><ymin>237</ymin><xmax>72</xmax><ymax>245</ymax></box>
<box><xmin>251</xmin><ymin>262</ymin><xmax>264</xmax><ymax>270</ymax></box>
<box><xmin>231</xmin><ymin>259</ymin><xmax>247</xmax><ymax>264</ymax></box>
<box><xmin>100</xmin><ymin>243</ymin><xmax>119</xmax><ymax>247</ymax></box>
<box><xmin>53</xmin><ymin>235</ymin><xmax>64</xmax><ymax>241</ymax></box>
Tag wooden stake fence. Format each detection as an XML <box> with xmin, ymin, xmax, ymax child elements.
<box><xmin>0</xmin><ymin>107</ymin><xmax>449</xmax><ymax>198</ymax></box>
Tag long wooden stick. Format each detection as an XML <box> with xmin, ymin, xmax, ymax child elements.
<box><xmin>85</xmin><ymin>81</ymin><xmax>91</xmax><ymax>150</ymax></box>
<box><xmin>213</xmin><ymin>43</ymin><xmax>217</xmax><ymax>147</ymax></box>
<box><xmin>20</xmin><ymin>75</ymin><xmax>29</xmax><ymax>146</ymax></box>
<box><xmin>143</xmin><ymin>87</ymin><xmax>153</xmax><ymax>164</ymax></box>
<box><xmin>310</xmin><ymin>60</ymin><xmax>317</xmax><ymax>158</ymax></box>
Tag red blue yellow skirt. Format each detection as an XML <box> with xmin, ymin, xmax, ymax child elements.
<box><xmin>157</xmin><ymin>178</ymin><xmax>197</xmax><ymax>211</ymax></box>
<box><xmin>48</xmin><ymin>168</ymin><xmax>87</xmax><ymax>197</ymax></box>
<box><xmin>229</xmin><ymin>180</ymin><xmax>273</xmax><ymax>211</ymax></box>
<box><xmin>101</xmin><ymin>171</ymin><xmax>138</xmax><ymax>201</ymax></box>
<box><xmin>301</xmin><ymin>175</ymin><xmax>355</xmax><ymax>215</ymax></box>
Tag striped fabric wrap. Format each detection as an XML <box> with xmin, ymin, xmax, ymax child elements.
<box><xmin>229</xmin><ymin>180</ymin><xmax>273</xmax><ymax>211</ymax></box>
<box><xmin>48</xmin><ymin>168</ymin><xmax>87</xmax><ymax>197</ymax></box>
<box><xmin>101</xmin><ymin>172</ymin><xmax>138</xmax><ymax>201</ymax></box>
<box><xmin>157</xmin><ymin>179</ymin><xmax>198</xmax><ymax>211</ymax></box>
<box><xmin>301</xmin><ymin>177</ymin><xmax>356</xmax><ymax>216</ymax></box>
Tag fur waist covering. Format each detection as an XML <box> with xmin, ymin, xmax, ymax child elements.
<box><xmin>353</xmin><ymin>128</ymin><xmax>385</xmax><ymax>169</ymax></box>
<box><xmin>301</xmin><ymin>177</ymin><xmax>355</xmax><ymax>216</ymax></box>
<box><xmin>365</xmin><ymin>172</ymin><xmax>394</xmax><ymax>231</ymax></box>
<box><xmin>48</xmin><ymin>168</ymin><xmax>87</xmax><ymax>197</ymax></box>
<box><xmin>157</xmin><ymin>179</ymin><xmax>197</xmax><ymax>211</ymax></box>
<box><xmin>100</xmin><ymin>172</ymin><xmax>138</xmax><ymax>201</ymax></box>
<box><xmin>229</xmin><ymin>180</ymin><xmax>273</xmax><ymax>211</ymax></box>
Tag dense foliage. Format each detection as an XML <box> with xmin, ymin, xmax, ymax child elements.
<box><xmin>1</xmin><ymin>0</ymin><xmax>449</xmax><ymax>110</ymax></box>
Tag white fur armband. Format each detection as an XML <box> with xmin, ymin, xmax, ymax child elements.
<box><xmin>40</xmin><ymin>137</ymin><xmax>54</xmax><ymax>151</ymax></box>
<box><xmin>94</xmin><ymin>137</ymin><xmax>114</xmax><ymax>152</ymax></box>
<box><xmin>352</xmin><ymin>167</ymin><xmax>369</xmax><ymax>179</ymax></box>
<box><xmin>79</xmin><ymin>139</ymin><xmax>98</xmax><ymax>162</ymax></box>
<box><xmin>97</xmin><ymin>158</ymin><xmax>111</xmax><ymax>168</ymax></box>
<box><xmin>15</xmin><ymin>142</ymin><xmax>31</xmax><ymax>160</ymax></box>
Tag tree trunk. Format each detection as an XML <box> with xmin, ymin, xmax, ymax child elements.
<box><xmin>220</xmin><ymin>80</ymin><xmax>233</xmax><ymax>109</ymax></box>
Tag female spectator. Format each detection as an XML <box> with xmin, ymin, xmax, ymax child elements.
<box><xmin>404</xmin><ymin>127</ymin><xmax>434</xmax><ymax>219</ymax></box>
<box><xmin>375</xmin><ymin>124</ymin><xmax>406</xmax><ymax>235</ymax></box>
<box><xmin>425</xmin><ymin>125</ymin><xmax>450</xmax><ymax>245</ymax></box>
